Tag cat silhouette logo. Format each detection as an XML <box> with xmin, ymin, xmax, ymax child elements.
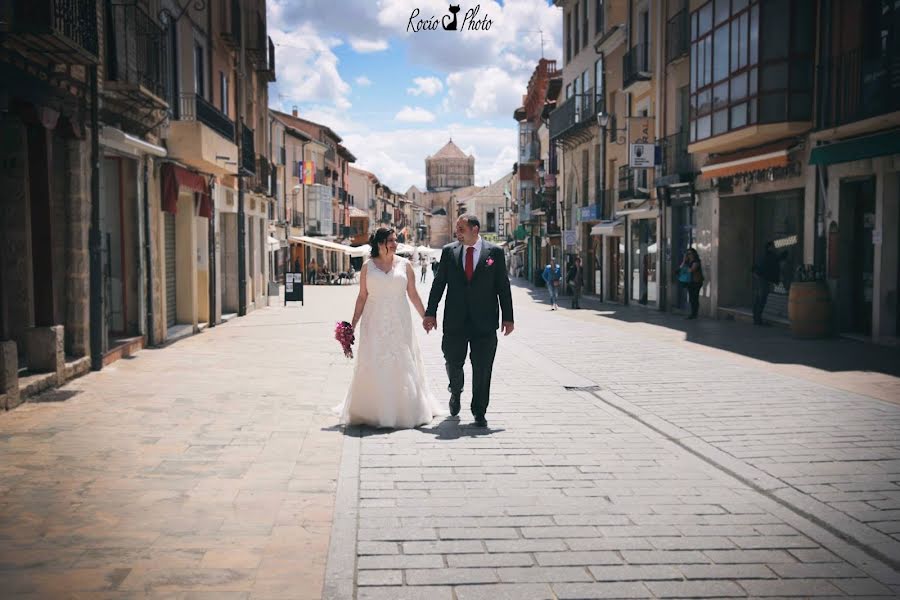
<box><xmin>407</xmin><ymin>4</ymin><xmax>492</xmax><ymax>33</ymax></box>
<box><xmin>443</xmin><ymin>4</ymin><xmax>460</xmax><ymax>30</ymax></box>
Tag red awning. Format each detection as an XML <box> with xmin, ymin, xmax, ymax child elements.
<box><xmin>161</xmin><ymin>163</ymin><xmax>211</xmax><ymax>218</ymax></box>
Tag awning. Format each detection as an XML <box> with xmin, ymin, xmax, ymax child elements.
<box><xmin>700</xmin><ymin>139</ymin><xmax>794</xmax><ymax>179</ymax></box>
<box><xmin>101</xmin><ymin>126</ymin><xmax>167</xmax><ymax>157</ymax></box>
<box><xmin>267</xmin><ymin>236</ymin><xmax>281</xmax><ymax>251</ymax></box>
<box><xmin>591</xmin><ymin>219</ymin><xmax>625</xmax><ymax>237</ymax></box>
<box><xmin>809</xmin><ymin>130</ymin><xmax>900</xmax><ymax>166</ymax></box>
<box><xmin>290</xmin><ymin>235</ymin><xmax>359</xmax><ymax>256</ymax></box>
<box><xmin>161</xmin><ymin>163</ymin><xmax>211</xmax><ymax>218</ymax></box>
<box><xmin>348</xmin><ymin>206</ymin><xmax>368</xmax><ymax>218</ymax></box>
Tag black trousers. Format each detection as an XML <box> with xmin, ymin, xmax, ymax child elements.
<box><xmin>442</xmin><ymin>330</ymin><xmax>498</xmax><ymax>419</ymax></box>
<box><xmin>752</xmin><ymin>275</ymin><xmax>770</xmax><ymax>323</ymax></box>
<box><xmin>686</xmin><ymin>282</ymin><xmax>701</xmax><ymax>317</ymax></box>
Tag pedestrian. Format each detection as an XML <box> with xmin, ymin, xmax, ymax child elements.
<box><xmin>431</xmin><ymin>258</ymin><xmax>439</xmax><ymax>275</ymax></box>
<box><xmin>678</xmin><ymin>248</ymin><xmax>704</xmax><ymax>320</ymax></box>
<box><xmin>567</xmin><ymin>256</ymin><xmax>584</xmax><ymax>309</ymax></box>
<box><xmin>308</xmin><ymin>258</ymin><xmax>317</xmax><ymax>284</ymax></box>
<box><xmin>542</xmin><ymin>259</ymin><xmax>562</xmax><ymax>310</ymax></box>
<box><xmin>751</xmin><ymin>241</ymin><xmax>787</xmax><ymax>325</ymax></box>
<box><xmin>420</xmin><ymin>259</ymin><xmax>428</xmax><ymax>283</ymax></box>
<box><xmin>293</xmin><ymin>258</ymin><xmax>301</xmax><ymax>274</ymax></box>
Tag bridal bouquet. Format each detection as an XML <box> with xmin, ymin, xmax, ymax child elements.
<box><xmin>334</xmin><ymin>321</ymin><xmax>355</xmax><ymax>359</ymax></box>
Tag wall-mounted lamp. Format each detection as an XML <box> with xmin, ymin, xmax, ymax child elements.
<box><xmin>596</xmin><ymin>111</ymin><xmax>627</xmax><ymax>145</ymax></box>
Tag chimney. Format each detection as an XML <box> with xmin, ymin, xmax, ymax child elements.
<box><xmin>292</xmin><ymin>105</ymin><xmax>298</xmax><ymax>117</ymax></box>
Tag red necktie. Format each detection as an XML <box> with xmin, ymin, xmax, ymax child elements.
<box><xmin>465</xmin><ymin>246</ymin><xmax>474</xmax><ymax>281</ymax></box>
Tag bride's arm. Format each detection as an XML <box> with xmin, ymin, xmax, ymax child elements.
<box><xmin>405</xmin><ymin>263</ymin><xmax>427</xmax><ymax>319</ymax></box>
<box><xmin>350</xmin><ymin>264</ymin><xmax>369</xmax><ymax>330</ymax></box>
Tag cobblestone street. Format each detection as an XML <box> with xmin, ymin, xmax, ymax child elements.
<box><xmin>3</xmin><ymin>277</ymin><xmax>900</xmax><ymax>599</ymax></box>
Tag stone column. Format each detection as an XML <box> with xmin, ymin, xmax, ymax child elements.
<box><xmin>0</xmin><ymin>340</ymin><xmax>20</xmax><ymax>411</ymax></box>
<box><xmin>66</xmin><ymin>137</ymin><xmax>91</xmax><ymax>358</ymax></box>
<box><xmin>0</xmin><ymin>116</ymin><xmax>36</xmax><ymax>344</ymax></box>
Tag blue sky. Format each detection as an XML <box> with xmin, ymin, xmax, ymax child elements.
<box><xmin>267</xmin><ymin>0</ymin><xmax>562</xmax><ymax>191</ymax></box>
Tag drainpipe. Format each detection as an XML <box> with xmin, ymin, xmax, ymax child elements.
<box><xmin>657</xmin><ymin>0</ymin><xmax>667</xmax><ymax>312</ymax></box>
<box><xmin>142</xmin><ymin>158</ymin><xmax>155</xmax><ymax>346</ymax></box>
<box><xmin>236</xmin><ymin>13</ymin><xmax>247</xmax><ymax>316</ymax></box>
<box><xmin>89</xmin><ymin>65</ymin><xmax>103</xmax><ymax>371</ymax></box>
<box><xmin>208</xmin><ymin>179</ymin><xmax>217</xmax><ymax>327</ymax></box>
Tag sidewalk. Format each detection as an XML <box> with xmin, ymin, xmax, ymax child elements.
<box><xmin>516</xmin><ymin>277</ymin><xmax>900</xmax><ymax>405</ymax></box>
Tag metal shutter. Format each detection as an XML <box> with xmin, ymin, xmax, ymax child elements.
<box><xmin>165</xmin><ymin>212</ymin><xmax>176</xmax><ymax>328</ymax></box>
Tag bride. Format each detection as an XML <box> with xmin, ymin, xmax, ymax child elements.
<box><xmin>335</xmin><ymin>226</ymin><xmax>446</xmax><ymax>429</ymax></box>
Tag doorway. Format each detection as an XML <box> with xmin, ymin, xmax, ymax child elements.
<box><xmin>839</xmin><ymin>178</ymin><xmax>876</xmax><ymax>335</ymax></box>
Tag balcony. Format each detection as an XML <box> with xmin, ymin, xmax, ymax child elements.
<box><xmin>666</xmin><ymin>10</ymin><xmax>689</xmax><ymax>65</ymax></box>
<box><xmin>241</xmin><ymin>125</ymin><xmax>255</xmax><ymax>174</ymax></box>
<box><xmin>4</xmin><ymin>0</ymin><xmax>99</xmax><ymax>64</ymax></box>
<box><xmin>618</xmin><ymin>166</ymin><xmax>650</xmax><ymax>200</ymax></box>
<box><xmin>104</xmin><ymin>4</ymin><xmax>169</xmax><ymax>111</ymax></box>
<box><xmin>623</xmin><ymin>43</ymin><xmax>651</xmax><ymax>90</ymax></box>
<box><xmin>167</xmin><ymin>93</ymin><xmax>238</xmax><ymax>176</ymax></box>
<box><xmin>549</xmin><ymin>88</ymin><xmax>604</xmax><ymax>142</ymax></box>
<box><xmin>819</xmin><ymin>46</ymin><xmax>900</xmax><ymax>132</ymax></box>
<box><xmin>657</xmin><ymin>130</ymin><xmax>693</xmax><ymax>184</ymax></box>
<box><xmin>519</xmin><ymin>140</ymin><xmax>540</xmax><ymax>163</ymax></box>
<box><xmin>255</xmin><ymin>37</ymin><xmax>276</xmax><ymax>83</ymax></box>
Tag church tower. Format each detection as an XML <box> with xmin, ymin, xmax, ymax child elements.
<box><xmin>425</xmin><ymin>139</ymin><xmax>475</xmax><ymax>192</ymax></box>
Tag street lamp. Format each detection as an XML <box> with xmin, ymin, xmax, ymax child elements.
<box><xmin>597</xmin><ymin>111</ymin><xmax>627</xmax><ymax>145</ymax></box>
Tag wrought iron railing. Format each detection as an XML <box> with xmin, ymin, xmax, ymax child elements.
<box><xmin>618</xmin><ymin>166</ymin><xmax>649</xmax><ymax>200</ymax></box>
<box><xmin>241</xmin><ymin>125</ymin><xmax>255</xmax><ymax>174</ymax></box>
<box><xmin>179</xmin><ymin>93</ymin><xmax>235</xmax><ymax>141</ymax></box>
<box><xmin>10</xmin><ymin>0</ymin><xmax>100</xmax><ymax>63</ymax></box>
<box><xmin>106</xmin><ymin>4</ymin><xmax>168</xmax><ymax>100</ymax></box>
<box><xmin>659</xmin><ymin>130</ymin><xmax>692</xmax><ymax>177</ymax></box>
<box><xmin>820</xmin><ymin>45</ymin><xmax>900</xmax><ymax>129</ymax></box>
<box><xmin>549</xmin><ymin>88</ymin><xmax>604</xmax><ymax>140</ymax></box>
<box><xmin>666</xmin><ymin>10</ymin><xmax>689</xmax><ymax>64</ymax></box>
<box><xmin>623</xmin><ymin>43</ymin><xmax>651</xmax><ymax>88</ymax></box>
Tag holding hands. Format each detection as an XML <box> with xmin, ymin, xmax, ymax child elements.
<box><xmin>422</xmin><ymin>316</ymin><xmax>437</xmax><ymax>333</ymax></box>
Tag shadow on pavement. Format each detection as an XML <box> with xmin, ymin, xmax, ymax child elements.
<box><xmin>513</xmin><ymin>279</ymin><xmax>900</xmax><ymax>380</ymax></box>
<box><xmin>327</xmin><ymin>420</ymin><xmax>504</xmax><ymax>439</ymax></box>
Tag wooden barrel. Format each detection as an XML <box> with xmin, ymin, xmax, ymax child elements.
<box><xmin>788</xmin><ymin>281</ymin><xmax>833</xmax><ymax>339</ymax></box>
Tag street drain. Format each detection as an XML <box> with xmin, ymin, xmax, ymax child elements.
<box><xmin>564</xmin><ymin>385</ymin><xmax>601</xmax><ymax>392</ymax></box>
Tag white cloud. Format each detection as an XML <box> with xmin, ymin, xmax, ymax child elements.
<box><xmin>349</xmin><ymin>37</ymin><xmax>389</xmax><ymax>53</ymax></box>
<box><xmin>407</xmin><ymin>76</ymin><xmax>444</xmax><ymax>97</ymax></box>
<box><xmin>446</xmin><ymin>67</ymin><xmax>526</xmax><ymax>120</ymax></box>
<box><xmin>355</xmin><ymin>76</ymin><xmax>373</xmax><ymax>87</ymax></box>
<box><xmin>269</xmin><ymin>24</ymin><xmax>352</xmax><ymax>111</ymax></box>
<box><xmin>395</xmin><ymin>106</ymin><xmax>437</xmax><ymax>123</ymax></box>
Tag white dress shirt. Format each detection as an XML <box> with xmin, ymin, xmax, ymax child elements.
<box><xmin>463</xmin><ymin>235</ymin><xmax>483</xmax><ymax>268</ymax></box>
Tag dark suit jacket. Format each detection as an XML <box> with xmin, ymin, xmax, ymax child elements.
<box><xmin>425</xmin><ymin>239</ymin><xmax>514</xmax><ymax>336</ymax></box>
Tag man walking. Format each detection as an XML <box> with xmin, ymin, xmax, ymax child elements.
<box><xmin>567</xmin><ymin>257</ymin><xmax>584</xmax><ymax>309</ymax></box>
<box><xmin>752</xmin><ymin>241</ymin><xmax>787</xmax><ymax>325</ymax></box>
<box><xmin>424</xmin><ymin>215</ymin><xmax>514</xmax><ymax>427</ymax></box>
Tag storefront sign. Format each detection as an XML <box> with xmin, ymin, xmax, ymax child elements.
<box><xmin>630</xmin><ymin>143</ymin><xmax>656</xmax><ymax>168</ymax></box>
<box><xmin>563</xmin><ymin>229</ymin><xmax>576</xmax><ymax>247</ymax></box>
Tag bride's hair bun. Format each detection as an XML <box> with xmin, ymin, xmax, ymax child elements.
<box><xmin>369</xmin><ymin>226</ymin><xmax>394</xmax><ymax>258</ymax></box>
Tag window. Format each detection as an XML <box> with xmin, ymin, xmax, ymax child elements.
<box><xmin>689</xmin><ymin>0</ymin><xmax>813</xmax><ymax>142</ymax></box>
<box><xmin>582</xmin><ymin>149</ymin><xmax>589</xmax><ymax>206</ymax></box>
<box><xmin>596</xmin><ymin>0</ymin><xmax>604</xmax><ymax>36</ymax></box>
<box><xmin>219</xmin><ymin>71</ymin><xmax>228</xmax><ymax>115</ymax></box>
<box><xmin>194</xmin><ymin>44</ymin><xmax>205</xmax><ymax>97</ymax></box>
<box><xmin>582</xmin><ymin>0</ymin><xmax>589</xmax><ymax>48</ymax></box>
<box><xmin>594</xmin><ymin>56</ymin><xmax>604</xmax><ymax>108</ymax></box>
<box><xmin>574</xmin><ymin>3</ymin><xmax>580</xmax><ymax>57</ymax></box>
<box><xmin>566</xmin><ymin>12</ymin><xmax>572</xmax><ymax>62</ymax></box>
<box><xmin>486</xmin><ymin>211</ymin><xmax>496</xmax><ymax>232</ymax></box>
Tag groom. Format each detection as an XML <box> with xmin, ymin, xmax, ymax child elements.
<box><xmin>423</xmin><ymin>214</ymin><xmax>514</xmax><ymax>427</ymax></box>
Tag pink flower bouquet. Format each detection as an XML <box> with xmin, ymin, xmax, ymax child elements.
<box><xmin>335</xmin><ymin>321</ymin><xmax>355</xmax><ymax>359</ymax></box>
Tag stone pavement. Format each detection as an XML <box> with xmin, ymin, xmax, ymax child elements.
<box><xmin>326</xmin><ymin>276</ymin><xmax>900</xmax><ymax>599</ymax></box>
<box><xmin>2</xmin><ymin>272</ymin><xmax>900</xmax><ymax>599</ymax></box>
<box><xmin>0</xmin><ymin>287</ymin><xmax>358</xmax><ymax>599</ymax></box>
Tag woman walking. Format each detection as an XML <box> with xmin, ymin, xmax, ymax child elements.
<box><xmin>679</xmin><ymin>248</ymin><xmax>704</xmax><ymax>319</ymax></box>
<box><xmin>567</xmin><ymin>257</ymin><xmax>584</xmax><ymax>309</ymax></box>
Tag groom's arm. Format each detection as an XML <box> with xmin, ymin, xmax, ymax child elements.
<box><xmin>425</xmin><ymin>247</ymin><xmax>450</xmax><ymax>317</ymax></box>
<box><xmin>494</xmin><ymin>249</ymin><xmax>514</xmax><ymax>324</ymax></box>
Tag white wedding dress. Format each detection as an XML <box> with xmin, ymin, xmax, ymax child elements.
<box><xmin>335</xmin><ymin>257</ymin><xmax>446</xmax><ymax>429</ymax></box>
